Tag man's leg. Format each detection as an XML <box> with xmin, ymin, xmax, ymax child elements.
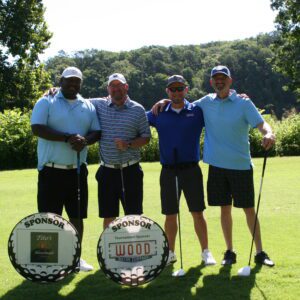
<box><xmin>191</xmin><ymin>211</ymin><xmax>208</xmax><ymax>251</ymax></box>
<box><xmin>165</xmin><ymin>214</ymin><xmax>177</xmax><ymax>252</ymax></box>
<box><xmin>221</xmin><ymin>205</ymin><xmax>233</xmax><ymax>250</ymax></box>
<box><xmin>243</xmin><ymin>207</ymin><xmax>262</xmax><ymax>253</ymax></box>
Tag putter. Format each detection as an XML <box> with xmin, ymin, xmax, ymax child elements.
<box><xmin>119</xmin><ymin>151</ymin><xmax>127</xmax><ymax>214</ymax></box>
<box><xmin>238</xmin><ymin>152</ymin><xmax>268</xmax><ymax>277</ymax></box>
<box><xmin>76</xmin><ymin>152</ymin><xmax>82</xmax><ymax>272</ymax></box>
<box><xmin>172</xmin><ymin>149</ymin><xmax>185</xmax><ymax>277</ymax></box>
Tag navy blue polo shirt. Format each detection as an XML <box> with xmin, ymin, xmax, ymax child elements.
<box><xmin>147</xmin><ymin>99</ymin><xmax>204</xmax><ymax>165</ymax></box>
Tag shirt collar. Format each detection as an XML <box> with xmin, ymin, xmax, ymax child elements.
<box><xmin>107</xmin><ymin>96</ymin><xmax>131</xmax><ymax>108</ymax></box>
<box><xmin>165</xmin><ymin>99</ymin><xmax>192</xmax><ymax>112</ymax></box>
<box><xmin>57</xmin><ymin>90</ymin><xmax>84</xmax><ymax>103</ymax></box>
<box><xmin>211</xmin><ymin>89</ymin><xmax>237</xmax><ymax>102</ymax></box>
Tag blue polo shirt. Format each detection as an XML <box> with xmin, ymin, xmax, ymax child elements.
<box><xmin>147</xmin><ymin>100</ymin><xmax>204</xmax><ymax>165</ymax></box>
<box><xmin>31</xmin><ymin>91</ymin><xmax>101</xmax><ymax>170</ymax></box>
<box><xmin>194</xmin><ymin>90</ymin><xmax>264</xmax><ymax>170</ymax></box>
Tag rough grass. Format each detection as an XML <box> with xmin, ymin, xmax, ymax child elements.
<box><xmin>0</xmin><ymin>157</ymin><xmax>299</xmax><ymax>300</ymax></box>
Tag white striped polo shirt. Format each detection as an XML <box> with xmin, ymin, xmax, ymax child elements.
<box><xmin>90</xmin><ymin>97</ymin><xmax>151</xmax><ymax>164</ymax></box>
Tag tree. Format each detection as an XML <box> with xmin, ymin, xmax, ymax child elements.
<box><xmin>270</xmin><ymin>0</ymin><xmax>300</xmax><ymax>96</ymax></box>
<box><xmin>0</xmin><ymin>0</ymin><xmax>52</xmax><ymax>110</ymax></box>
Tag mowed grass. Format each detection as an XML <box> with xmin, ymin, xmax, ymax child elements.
<box><xmin>0</xmin><ymin>157</ymin><xmax>299</xmax><ymax>300</ymax></box>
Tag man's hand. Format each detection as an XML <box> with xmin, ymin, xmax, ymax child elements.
<box><xmin>68</xmin><ymin>134</ymin><xmax>87</xmax><ymax>152</ymax></box>
<box><xmin>151</xmin><ymin>99</ymin><xmax>171</xmax><ymax>115</ymax></box>
<box><xmin>43</xmin><ymin>87</ymin><xmax>59</xmax><ymax>97</ymax></box>
<box><xmin>238</xmin><ymin>93</ymin><xmax>249</xmax><ymax>99</ymax></box>
<box><xmin>114</xmin><ymin>138</ymin><xmax>129</xmax><ymax>151</ymax></box>
<box><xmin>262</xmin><ymin>132</ymin><xmax>276</xmax><ymax>150</ymax></box>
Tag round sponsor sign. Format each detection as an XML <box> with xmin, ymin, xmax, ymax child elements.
<box><xmin>97</xmin><ymin>215</ymin><xmax>169</xmax><ymax>286</ymax></box>
<box><xmin>8</xmin><ymin>212</ymin><xmax>81</xmax><ymax>283</ymax></box>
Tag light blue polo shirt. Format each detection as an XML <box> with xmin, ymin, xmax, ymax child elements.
<box><xmin>31</xmin><ymin>91</ymin><xmax>101</xmax><ymax>170</ymax></box>
<box><xmin>194</xmin><ymin>90</ymin><xmax>264</xmax><ymax>170</ymax></box>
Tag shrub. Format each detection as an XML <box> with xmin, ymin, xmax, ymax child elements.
<box><xmin>0</xmin><ymin>109</ymin><xmax>37</xmax><ymax>170</ymax></box>
<box><xmin>276</xmin><ymin>111</ymin><xmax>300</xmax><ymax>156</ymax></box>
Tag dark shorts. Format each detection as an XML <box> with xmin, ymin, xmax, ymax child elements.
<box><xmin>207</xmin><ymin>165</ymin><xmax>254</xmax><ymax>208</ymax></box>
<box><xmin>96</xmin><ymin>163</ymin><xmax>143</xmax><ymax>218</ymax></box>
<box><xmin>160</xmin><ymin>164</ymin><xmax>205</xmax><ymax>215</ymax></box>
<box><xmin>37</xmin><ymin>165</ymin><xmax>88</xmax><ymax>218</ymax></box>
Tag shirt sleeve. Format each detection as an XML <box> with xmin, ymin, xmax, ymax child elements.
<box><xmin>31</xmin><ymin>97</ymin><xmax>49</xmax><ymax>125</ymax></box>
<box><xmin>146</xmin><ymin>110</ymin><xmax>156</xmax><ymax>127</ymax></box>
<box><xmin>138</xmin><ymin>109</ymin><xmax>151</xmax><ymax>138</ymax></box>
<box><xmin>244</xmin><ymin>99</ymin><xmax>264</xmax><ymax>128</ymax></box>
<box><xmin>89</xmin><ymin>105</ymin><xmax>101</xmax><ymax>131</ymax></box>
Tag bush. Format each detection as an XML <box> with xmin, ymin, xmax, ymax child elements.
<box><xmin>0</xmin><ymin>109</ymin><xmax>37</xmax><ymax>170</ymax></box>
<box><xmin>0</xmin><ymin>108</ymin><xmax>299</xmax><ymax>170</ymax></box>
<box><xmin>276</xmin><ymin>111</ymin><xmax>300</xmax><ymax>156</ymax></box>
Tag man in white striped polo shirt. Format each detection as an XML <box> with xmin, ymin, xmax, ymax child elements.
<box><xmin>90</xmin><ymin>73</ymin><xmax>151</xmax><ymax>228</ymax></box>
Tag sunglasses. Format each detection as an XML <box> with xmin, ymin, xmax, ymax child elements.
<box><xmin>168</xmin><ymin>86</ymin><xmax>186</xmax><ymax>93</ymax></box>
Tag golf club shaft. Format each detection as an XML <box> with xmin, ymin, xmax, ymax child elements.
<box><xmin>248</xmin><ymin>152</ymin><xmax>268</xmax><ymax>266</ymax></box>
<box><xmin>76</xmin><ymin>152</ymin><xmax>81</xmax><ymax>222</ymax></box>
<box><xmin>119</xmin><ymin>151</ymin><xmax>127</xmax><ymax>213</ymax></box>
<box><xmin>174</xmin><ymin>149</ymin><xmax>183</xmax><ymax>270</ymax></box>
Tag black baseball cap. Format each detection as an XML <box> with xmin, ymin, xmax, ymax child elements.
<box><xmin>166</xmin><ymin>75</ymin><xmax>187</xmax><ymax>87</ymax></box>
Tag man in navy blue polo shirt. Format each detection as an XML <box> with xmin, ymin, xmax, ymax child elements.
<box><xmin>31</xmin><ymin>67</ymin><xmax>101</xmax><ymax>271</ymax></box>
<box><xmin>147</xmin><ymin>75</ymin><xmax>216</xmax><ymax>266</ymax></box>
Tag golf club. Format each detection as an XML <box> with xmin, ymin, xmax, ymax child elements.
<box><xmin>76</xmin><ymin>151</ymin><xmax>81</xmax><ymax>272</ymax></box>
<box><xmin>238</xmin><ymin>151</ymin><xmax>268</xmax><ymax>276</ymax></box>
<box><xmin>119</xmin><ymin>151</ymin><xmax>127</xmax><ymax>214</ymax></box>
<box><xmin>172</xmin><ymin>148</ymin><xmax>185</xmax><ymax>277</ymax></box>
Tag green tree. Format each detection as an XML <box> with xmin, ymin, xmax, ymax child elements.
<box><xmin>270</xmin><ymin>0</ymin><xmax>300</xmax><ymax>96</ymax></box>
<box><xmin>0</xmin><ymin>0</ymin><xmax>52</xmax><ymax>110</ymax></box>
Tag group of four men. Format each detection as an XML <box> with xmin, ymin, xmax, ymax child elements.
<box><xmin>31</xmin><ymin>65</ymin><xmax>275</xmax><ymax>271</ymax></box>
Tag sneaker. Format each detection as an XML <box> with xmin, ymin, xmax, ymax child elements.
<box><xmin>166</xmin><ymin>250</ymin><xmax>177</xmax><ymax>266</ymax></box>
<box><xmin>221</xmin><ymin>250</ymin><xmax>237</xmax><ymax>265</ymax></box>
<box><xmin>255</xmin><ymin>251</ymin><xmax>275</xmax><ymax>267</ymax></box>
<box><xmin>79</xmin><ymin>258</ymin><xmax>94</xmax><ymax>272</ymax></box>
<box><xmin>201</xmin><ymin>249</ymin><xmax>216</xmax><ymax>266</ymax></box>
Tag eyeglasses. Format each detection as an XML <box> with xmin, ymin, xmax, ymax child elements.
<box><xmin>168</xmin><ymin>86</ymin><xmax>186</xmax><ymax>93</ymax></box>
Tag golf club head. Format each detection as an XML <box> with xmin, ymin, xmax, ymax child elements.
<box><xmin>172</xmin><ymin>269</ymin><xmax>185</xmax><ymax>277</ymax></box>
<box><xmin>237</xmin><ymin>266</ymin><xmax>251</xmax><ymax>276</ymax></box>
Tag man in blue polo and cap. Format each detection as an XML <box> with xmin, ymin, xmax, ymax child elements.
<box><xmin>31</xmin><ymin>66</ymin><xmax>101</xmax><ymax>271</ymax></box>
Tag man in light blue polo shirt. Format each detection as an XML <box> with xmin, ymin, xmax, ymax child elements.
<box><xmin>193</xmin><ymin>66</ymin><xmax>275</xmax><ymax>267</ymax></box>
<box><xmin>31</xmin><ymin>67</ymin><xmax>101</xmax><ymax>271</ymax></box>
<box><xmin>152</xmin><ymin>66</ymin><xmax>275</xmax><ymax>267</ymax></box>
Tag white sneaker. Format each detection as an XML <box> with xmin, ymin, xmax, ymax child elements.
<box><xmin>79</xmin><ymin>258</ymin><xmax>94</xmax><ymax>272</ymax></box>
<box><xmin>201</xmin><ymin>249</ymin><xmax>216</xmax><ymax>266</ymax></box>
<box><xmin>166</xmin><ymin>250</ymin><xmax>177</xmax><ymax>266</ymax></box>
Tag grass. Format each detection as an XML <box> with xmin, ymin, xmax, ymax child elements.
<box><xmin>0</xmin><ymin>157</ymin><xmax>300</xmax><ymax>300</ymax></box>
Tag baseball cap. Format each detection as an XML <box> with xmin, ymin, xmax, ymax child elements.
<box><xmin>108</xmin><ymin>73</ymin><xmax>127</xmax><ymax>85</ymax></box>
<box><xmin>61</xmin><ymin>67</ymin><xmax>83</xmax><ymax>80</ymax></box>
<box><xmin>166</xmin><ymin>75</ymin><xmax>187</xmax><ymax>87</ymax></box>
<box><xmin>211</xmin><ymin>66</ymin><xmax>231</xmax><ymax>78</ymax></box>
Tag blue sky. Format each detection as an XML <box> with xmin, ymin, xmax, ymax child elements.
<box><xmin>41</xmin><ymin>0</ymin><xmax>277</xmax><ymax>60</ymax></box>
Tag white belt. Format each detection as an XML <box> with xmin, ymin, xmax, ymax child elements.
<box><xmin>100</xmin><ymin>160</ymin><xmax>139</xmax><ymax>169</ymax></box>
<box><xmin>45</xmin><ymin>163</ymin><xmax>77</xmax><ymax>170</ymax></box>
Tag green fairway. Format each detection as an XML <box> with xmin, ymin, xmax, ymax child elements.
<box><xmin>0</xmin><ymin>157</ymin><xmax>299</xmax><ymax>300</ymax></box>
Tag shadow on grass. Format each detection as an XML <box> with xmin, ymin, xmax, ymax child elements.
<box><xmin>1</xmin><ymin>264</ymin><xmax>263</xmax><ymax>300</ymax></box>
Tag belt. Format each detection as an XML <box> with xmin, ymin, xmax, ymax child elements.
<box><xmin>100</xmin><ymin>159</ymin><xmax>139</xmax><ymax>169</ymax></box>
<box><xmin>44</xmin><ymin>163</ymin><xmax>77</xmax><ymax>170</ymax></box>
<box><xmin>162</xmin><ymin>162</ymin><xmax>198</xmax><ymax>169</ymax></box>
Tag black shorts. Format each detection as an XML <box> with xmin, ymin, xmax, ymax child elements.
<box><xmin>96</xmin><ymin>163</ymin><xmax>143</xmax><ymax>218</ymax></box>
<box><xmin>37</xmin><ymin>165</ymin><xmax>88</xmax><ymax>218</ymax></box>
<box><xmin>207</xmin><ymin>165</ymin><xmax>254</xmax><ymax>208</ymax></box>
<box><xmin>160</xmin><ymin>164</ymin><xmax>205</xmax><ymax>215</ymax></box>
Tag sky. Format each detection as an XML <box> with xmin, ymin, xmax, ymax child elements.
<box><xmin>41</xmin><ymin>0</ymin><xmax>277</xmax><ymax>60</ymax></box>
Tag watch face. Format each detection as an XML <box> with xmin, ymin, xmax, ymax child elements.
<box><xmin>97</xmin><ymin>215</ymin><xmax>169</xmax><ymax>286</ymax></box>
